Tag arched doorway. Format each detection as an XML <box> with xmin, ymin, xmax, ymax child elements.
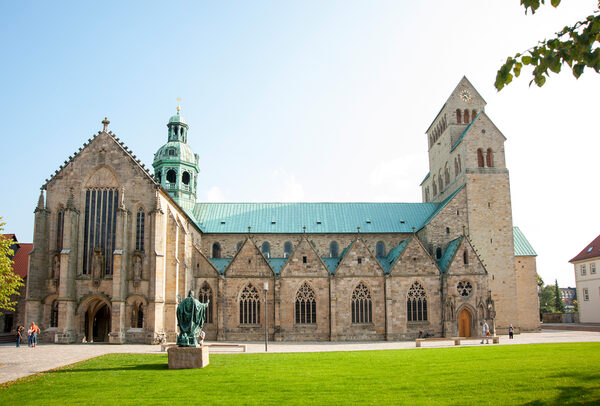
<box><xmin>84</xmin><ymin>300</ymin><xmax>111</xmax><ymax>342</ymax></box>
<box><xmin>458</xmin><ymin>308</ymin><xmax>472</xmax><ymax>337</ymax></box>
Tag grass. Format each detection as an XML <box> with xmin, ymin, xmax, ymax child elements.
<box><xmin>1</xmin><ymin>343</ymin><xmax>599</xmax><ymax>405</ymax></box>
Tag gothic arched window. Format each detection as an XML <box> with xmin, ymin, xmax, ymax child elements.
<box><xmin>137</xmin><ymin>304</ymin><xmax>144</xmax><ymax>328</ymax></box>
<box><xmin>56</xmin><ymin>207</ymin><xmax>64</xmax><ymax>252</ymax></box>
<box><xmin>212</xmin><ymin>242</ymin><xmax>222</xmax><ymax>258</ymax></box>
<box><xmin>284</xmin><ymin>241</ymin><xmax>293</xmax><ymax>258</ymax></box>
<box><xmin>239</xmin><ymin>284</ymin><xmax>260</xmax><ymax>324</ymax></box>
<box><xmin>477</xmin><ymin>149</ymin><xmax>485</xmax><ymax>168</ymax></box>
<box><xmin>351</xmin><ymin>282</ymin><xmax>372</xmax><ymax>324</ymax></box>
<box><xmin>407</xmin><ymin>282</ymin><xmax>428</xmax><ymax>322</ymax></box>
<box><xmin>261</xmin><ymin>242</ymin><xmax>271</xmax><ymax>258</ymax></box>
<box><xmin>295</xmin><ymin>282</ymin><xmax>316</xmax><ymax>324</ymax></box>
<box><xmin>376</xmin><ymin>241</ymin><xmax>385</xmax><ymax>257</ymax></box>
<box><xmin>50</xmin><ymin>300</ymin><xmax>59</xmax><ymax>328</ymax></box>
<box><xmin>136</xmin><ymin>208</ymin><xmax>145</xmax><ymax>252</ymax></box>
<box><xmin>456</xmin><ymin>109</ymin><xmax>462</xmax><ymax>124</ymax></box>
<box><xmin>199</xmin><ymin>282</ymin><xmax>213</xmax><ymax>324</ymax></box>
<box><xmin>486</xmin><ymin>148</ymin><xmax>494</xmax><ymax>167</ymax></box>
<box><xmin>330</xmin><ymin>241</ymin><xmax>339</xmax><ymax>258</ymax></box>
<box><xmin>83</xmin><ymin>188</ymin><xmax>119</xmax><ymax>276</ymax></box>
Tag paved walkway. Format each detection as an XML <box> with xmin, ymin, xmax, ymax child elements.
<box><xmin>1</xmin><ymin>329</ymin><xmax>599</xmax><ymax>385</ymax></box>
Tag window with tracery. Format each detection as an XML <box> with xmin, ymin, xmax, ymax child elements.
<box><xmin>135</xmin><ymin>208</ymin><xmax>145</xmax><ymax>252</ymax></box>
<box><xmin>351</xmin><ymin>282</ymin><xmax>372</xmax><ymax>324</ymax></box>
<box><xmin>239</xmin><ymin>284</ymin><xmax>261</xmax><ymax>325</ymax></box>
<box><xmin>295</xmin><ymin>282</ymin><xmax>316</xmax><ymax>324</ymax></box>
<box><xmin>50</xmin><ymin>300</ymin><xmax>59</xmax><ymax>327</ymax></box>
<box><xmin>82</xmin><ymin>188</ymin><xmax>118</xmax><ymax>275</ymax></box>
<box><xmin>457</xmin><ymin>281</ymin><xmax>473</xmax><ymax>297</ymax></box>
<box><xmin>407</xmin><ymin>282</ymin><xmax>428</xmax><ymax>322</ymax></box>
<box><xmin>199</xmin><ymin>282</ymin><xmax>213</xmax><ymax>323</ymax></box>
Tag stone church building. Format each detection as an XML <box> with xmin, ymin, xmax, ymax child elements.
<box><xmin>25</xmin><ymin>77</ymin><xmax>540</xmax><ymax>344</ymax></box>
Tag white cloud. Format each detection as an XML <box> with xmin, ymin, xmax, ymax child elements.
<box><xmin>269</xmin><ymin>169</ymin><xmax>305</xmax><ymax>201</ymax></box>
<box><xmin>206</xmin><ymin>186</ymin><xmax>227</xmax><ymax>202</ymax></box>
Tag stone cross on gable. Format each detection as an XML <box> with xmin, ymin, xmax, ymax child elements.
<box><xmin>102</xmin><ymin>117</ymin><xmax>110</xmax><ymax>132</ymax></box>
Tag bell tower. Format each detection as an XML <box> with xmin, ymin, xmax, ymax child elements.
<box><xmin>152</xmin><ymin>105</ymin><xmax>199</xmax><ymax>210</ymax></box>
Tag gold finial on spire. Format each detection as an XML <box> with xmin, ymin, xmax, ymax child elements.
<box><xmin>176</xmin><ymin>97</ymin><xmax>182</xmax><ymax>112</ymax></box>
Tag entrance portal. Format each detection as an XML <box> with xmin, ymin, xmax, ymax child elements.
<box><xmin>84</xmin><ymin>301</ymin><xmax>111</xmax><ymax>342</ymax></box>
<box><xmin>458</xmin><ymin>309</ymin><xmax>472</xmax><ymax>337</ymax></box>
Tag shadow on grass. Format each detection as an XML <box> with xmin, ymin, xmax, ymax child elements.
<box><xmin>49</xmin><ymin>363</ymin><xmax>168</xmax><ymax>373</ymax></box>
<box><xmin>524</xmin><ymin>370</ymin><xmax>600</xmax><ymax>406</ymax></box>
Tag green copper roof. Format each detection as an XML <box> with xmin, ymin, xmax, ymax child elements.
<box><xmin>438</xmin><ymin>236</ymin><xmax>463</xmax><ymax>272</ymax></box>
<box><xmin>450</xmin><ymin>111</ymin><xmax>483</xmax><ymax>152</ymax></box>
<box><xmin>267</xmin><ymin>258</ymin><xmax>288</xmax><ymax>274</ymax></box>
<box><xmin>193</xmin><ymin>202</ymin><xmax>441</xmax><ymax>234</ymax></box>
<box><xmin>209</xmin><ymin>258</ymin><xmax>232</xmax><ymax>273</ymax></box>
<box><xmin>168</xmin><ymin>111</ymin><xmax>187</xmax><ymax>124</ymax></box>
<box><xmin>513</xmin><ymin>227</ymin><xmax>537</xmax><ymax>256</ymax></box>
<box><xmin>420</xmin><ymin>173</ymin><xmax>430</xmax><ymax>186</ymax></box>
<box><xmin>321</xmin><ymin>257</ymin><xmax>339</xmax><ymax>273</ymax></box>
<box><xmin>153</xmin><ymin>141</ymin><xmax>197</xmax><ymax>165</ymax></box>
<box><xmin>377</xmin><ymin>239</ymin><xmax>410</xmax><ymax>273</ymax></box>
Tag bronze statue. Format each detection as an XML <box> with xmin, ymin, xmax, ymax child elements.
<box><xmin>176</xmin><ymin>290</ymin><xmax>209</xmax><ymax>347</ymax></box>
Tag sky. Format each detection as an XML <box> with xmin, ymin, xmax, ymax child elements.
<box><xmin>1</xmin><ymin>1</ymin><xmax>598</xmax><ymax>288</ymax></box>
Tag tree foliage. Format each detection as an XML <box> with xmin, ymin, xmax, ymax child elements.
<box><xmin>496</xmin><ymin>1</ymin><xmax>600</xmax><ymax>90</ymax></box>
<box><xmin>553</xmin><ymin>279</ymin><xmax>565</xmax><ymax>313</ymax></box>
<box><xmin>0</xmin><ymin>218</ymin><xmax>24</xmax><ymax>315</ymax></box>
<box><xmin>539</xmin><ymin>284</ymin><xmax>556</xmax><ymax>317</ymax></box>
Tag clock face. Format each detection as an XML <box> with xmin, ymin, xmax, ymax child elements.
<box><xmin>460</xmin><ymin>89</ymin><xmax>472</xmax><ymax>103</ymax></box>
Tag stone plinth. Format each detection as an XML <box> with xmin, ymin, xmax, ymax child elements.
<box><xmin>167</xmin><ymin>346</ymin><xmax>209</xmax><ymax>369</ymax></box>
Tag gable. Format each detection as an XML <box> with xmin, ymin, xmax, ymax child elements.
<box><xmin>444</xmin><ymin>237</ymin><xmax>486</xmax><ymax>276</ymax></box>
<box><xmin>224</xmin><ymin>237</ymin><xmax>274</xmax><ymax>277</ymax></box>
<box><xmin>390</xmin><ymin>237</ymin><xmax>439</xmax><ymax>276</ymax></box>
<box><xmin>280</xmin><ymin>237</ymin><xmax>329</xmax><ymax>278</ymax></box>
<box><xmin>193</xmin><ymin>246</ymin><xmax>220</xmax><ymax>278</ymax></box>
<box><xmin>335</xmin><ymin>238</ymin><xmax>383</xmax><ymax>277</ymax></box>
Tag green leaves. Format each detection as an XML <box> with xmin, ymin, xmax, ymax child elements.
<box><xmin>0</xmin><ymin>219</ymin><xmax>24</xmax><ymax>315</ymax></box>
<box><xmin>496</xmin><ymin>10</ymin><xmax>600</xmax><ymax>91</ymax></box>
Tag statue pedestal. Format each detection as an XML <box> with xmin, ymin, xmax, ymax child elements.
<box><xmin>167</xmin><ymin>346</ymin><xmax>210</xmax><ymax>369</ymax></box>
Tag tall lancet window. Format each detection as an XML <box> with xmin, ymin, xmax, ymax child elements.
<box><xmin>239</xmin><ymin>284</ymin><xmax>261</xmax><ymax>325</ymax></box>
<box><xmin>295</xmin><ymin>282</ymin><xmax>316</xmax><ymax>324</ymax></box>
<box><xmin>351</xmin><ymin>282</ymin><xmax>372</xmax><ymax>324</ymax></box>
<box><xmin>82</xmin><ymin>188</ymin><xmax>118</xmax><ymax>276</ymax></box>
<box><xmin>56</xmin><ymin>206</ymin><xmax>64</xmax><ymax>252</ymax></box>
<box><xmin>407</xmin><ymin>282</ymin><xmax>428</xmax><ymax>322</ymax></box>
<box><xmin>199</xmin><ymin>282</ymin><xmax>213</xmax><ymax>324</ymax></box>
<box><xmin>135</xmin><ymin>208</ymin><xmax>145</xmax><ymax>252</ymax></box>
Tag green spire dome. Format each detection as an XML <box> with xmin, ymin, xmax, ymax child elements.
<box><xmin>153</xmin><ymin>106</ymin><xmax>199</xmax><ymax>210</ymax></box>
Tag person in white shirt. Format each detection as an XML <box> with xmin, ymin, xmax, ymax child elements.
<box><xmin>481</xmin><ymin>321</ymin><xmax>490</xmax><ymax>344</ymax></box>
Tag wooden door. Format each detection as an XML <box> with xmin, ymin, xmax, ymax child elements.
<box><xmin>458</xmin><ymin>309</ymin><xmax>471</xmax><ymax>337</ymax></box>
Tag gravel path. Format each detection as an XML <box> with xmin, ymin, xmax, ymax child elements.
<box><xmin>1</xmin><ymin>329</ymin><xmax>599</xmax><ymax>384</ymax></box>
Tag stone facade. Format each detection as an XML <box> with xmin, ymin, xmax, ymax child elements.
<box><xmin>24</xmin><ymin>77</ymin><xmax>540</xmax><ymax>343</ymax></box>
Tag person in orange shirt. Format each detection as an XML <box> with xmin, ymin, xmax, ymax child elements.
<box><xmin>30</xmin><ymin>322</ymin><xmax>41</xmax><ymax>347</ymax></box>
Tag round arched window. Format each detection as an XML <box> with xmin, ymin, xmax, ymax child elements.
<box><xmin>182</xmin><ymin>171</ymin><xmax>190</xmax><ymax>185</ymax></box>
<box><xmin>166</xmin><ymin>169</ymin><xmax>176</xmax><ymax>183</ymax></box>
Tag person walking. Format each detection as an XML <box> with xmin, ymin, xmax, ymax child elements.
<box><xmin>509</xmin><ymin>324</ymin><xmax>514</xmax><ymax>339</ymax></box>
<box><xmin>16</xmin><ymin>325</ymin><xmax>24</xmax><ymax>348</ymax></box>
<box><xmin>481</xmin><ymin>321</ymin><xmax>490</xmax><ymax>344</ymax></box>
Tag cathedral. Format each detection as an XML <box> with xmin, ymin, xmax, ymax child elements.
<box><xmin>25</xmin><ymin>77</ymin><xmax>540</xmax><ymax>344</ymax></box>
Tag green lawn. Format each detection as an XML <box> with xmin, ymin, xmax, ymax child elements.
<box><xmin>1</xmin><ymin>343</ymin><xmax>599</xmax><ymax>405</ymax></box>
